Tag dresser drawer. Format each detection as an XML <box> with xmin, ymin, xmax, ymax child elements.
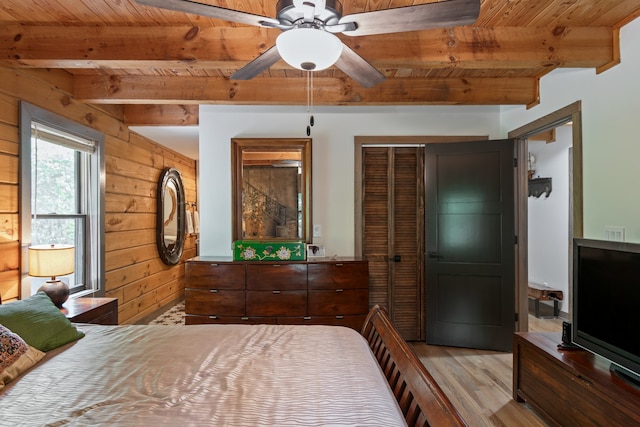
<box><xmin>243</xmin><ymin>317</ymin><xmax>279</xmax><ymax>325</ymax></box>
<box><xmin>246</xmin><ymin>290</ymin><xmax>307</xmax><ymax>316</ymax></box>
<box><xmin>186</xmin><ymin>315</ymin><xmax>247</xmax><ymax>325</ymax></box>
<box><xmin>307</xmin><ymin>262</ymin><xmax>368</xmax><ymax>290</ymax></box>
<box><xmin>185</xmin><ymin>289</ymin><xmax>245</xmax><ymax>316</ymax></box>
<box><xmin>308</xmin><ymin>289</ymin><xmax>369</xmax><ymax>315</ymax></box>
<box><xmin>63</xmin><ymin>298</ymin><xmax>118</xmax><ymax>325</ymax></box>
<box><xmin>246</xmin><ymin>263</ymin><xmax>307</xmax><ymax>290</ymax></box>
<box><xmin>185</xmin><ymin>262</ymin><xmax>245</xmax><ymax>289</ymax></box>
<box><xmin>301</xmin><ymin>315</ymin><xmax>367</xmax><ymax>331</ymax></box>
<box><xmin>275</xmin><ymin>316</ymin><xmax>311</xmax><ymax>325</ymax></box>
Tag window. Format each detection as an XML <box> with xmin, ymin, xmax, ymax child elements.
<box><xmin>21</xmin><ymin>102</ymin><xmax>105</xmax><ymax>297</ymax></box>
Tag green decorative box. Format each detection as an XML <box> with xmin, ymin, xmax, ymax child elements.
<box><xmin>233</xmin><ymin>240</ymin><xmax>306</xmax><ymax>261</ymax></box>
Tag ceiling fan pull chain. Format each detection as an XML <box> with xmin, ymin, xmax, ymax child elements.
<box><xmin>307</xmin><ymin>71</ymin><xmax>311</xmax><ymax>115</ymax></box>
<box><xmin>310</xmin><ymin>72</ymin><xmax>315</xmax><ymax>127</ymax></box>
<box><xmin>306</xmin><ymin>71</ymin><xmax>312</xmax><ymax>136</ymax></box>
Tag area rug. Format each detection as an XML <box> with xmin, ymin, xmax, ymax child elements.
<box><xmin>148</xmin><ymin>302</ymin><xmax>185</xmax><ymax>325</ymax></box>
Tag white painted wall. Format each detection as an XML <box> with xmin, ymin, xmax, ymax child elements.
<box><xmin>527</xmin><ymin>126</ymin><xmax>572</xmax><ymax>313</ymax></box>
<box><xmin>199</xmin><ymin>106</ymin><xmax>501</xmax><ymax>256</ymax></box>
<box><xmin>501</xmin><ymin>17</ymin><xmax>640</xmax><ymax>243</ymax></box>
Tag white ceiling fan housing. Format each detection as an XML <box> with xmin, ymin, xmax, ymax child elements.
<box><xmin>276</xmin><ymin>28</ymin><xmax>343</xmax><ymax>71</ymax></box>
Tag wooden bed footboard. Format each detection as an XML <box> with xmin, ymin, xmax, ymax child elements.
<box><xmin>361</xmin><ymin>305</ymin><xmax>467</xmax><ymax>427</ymax></box>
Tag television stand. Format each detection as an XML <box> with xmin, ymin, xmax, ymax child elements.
<box><xmin>610</xmin><ymin>364</ymin><xmax>640</xmax><ymax>390</ymax></box>
<box><xmin>513</xmin><ymin>332</ymin><xmax>640</xmax><ymax>426</ymax></box>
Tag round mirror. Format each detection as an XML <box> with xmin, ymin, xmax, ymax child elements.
<box><xmin>157</xmin><ymin>168</ymin><xmax>186</xmax><ymax>265</ymax></box>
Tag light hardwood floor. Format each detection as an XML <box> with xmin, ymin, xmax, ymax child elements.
<box><xmin>409</xmin><ymin>315</ymin><xmax>563</xmax><ymax>427</ymax></box>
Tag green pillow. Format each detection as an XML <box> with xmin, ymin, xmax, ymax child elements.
<box><xmin>0</xmin><ymin>292</ymin><xmax>84</xmax><ymax>352</ymax></box>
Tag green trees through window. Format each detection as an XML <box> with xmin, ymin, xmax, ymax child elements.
<box><xmin>20</xmin><ymin>102</ymin><xmax>105</xmax><ymax>298</ymax></box>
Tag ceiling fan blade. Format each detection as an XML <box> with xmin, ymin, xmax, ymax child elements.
<box><xmin>135</xmin><ymin>0</ymin><xmax>280</xmax><ymax>28</ymax></box>
<box><xmin>230</xmin><ymin>46</ymin><xmax>282</xmax><ymax>80</ymax></box>
<box><xmin>334</xmin><ymin>44</ymin><xmax>385</xmax><ymax>88</ymax></box>
<box><xmin>339</xmin><ymin>0</ymin><xmax>480</xmax><ymax>37</ymax></box>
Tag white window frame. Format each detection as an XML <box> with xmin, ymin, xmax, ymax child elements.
<box><xmin>20</xmin><ymin>102</ymin><xmax>105</xmax><ymax>298</ymax></box>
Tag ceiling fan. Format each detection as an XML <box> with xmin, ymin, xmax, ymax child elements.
<box><xmin>136</xmin><ymin>0</ymin><xmax>480</xmax><ymax>87</ymax></box>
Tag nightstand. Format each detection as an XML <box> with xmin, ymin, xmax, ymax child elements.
<box><xmin>61</xmin><ymin>297</ymin><xmax>118</xmax><ymax>325</ymax></box>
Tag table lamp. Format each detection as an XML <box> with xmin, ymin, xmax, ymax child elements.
<box><xmin>28</xmin><ymin>244</ymin><xmax>74</xmax><ymax>307</ymax></box>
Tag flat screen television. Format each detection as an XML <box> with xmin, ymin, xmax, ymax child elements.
<box><xmin>572</xmin><ymin>238</ymin><xmax>640</xmax><ymax>387</ymax></box>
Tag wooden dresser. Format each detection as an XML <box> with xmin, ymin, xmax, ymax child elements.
<box><xmin>185</xmin><ymin>257</ymin><xmax>369</xmax><ymax>330</ymax></box>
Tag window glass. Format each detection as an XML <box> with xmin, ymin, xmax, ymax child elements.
<box><xmin>21</xmin><ymin>102</ymin><xmax>105</xmax><ymax>299</ymax></box>
<box><xmin>30</xmin><ymin>126</ymin><xmax>94</xmax><ymax>294</ymax></box>
<box><xmin>32</xmin><ymin>135</ymin><xmax>78</xmax><ymax>215</ymax></box>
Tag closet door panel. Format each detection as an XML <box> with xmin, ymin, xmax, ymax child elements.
<box><xmin>390</xmin><ymin>148</ymin><xmax>424</xmax><ymax>340</ymax></box>
<box><xmin>362</xmin><ymin>146</ymin><xmax>424</xmax><ymax>340</ymax></box>
<box><xmin>362</xmin><ymin>147</ymin><xmax>391</xmax><ymax>310</ymax></box>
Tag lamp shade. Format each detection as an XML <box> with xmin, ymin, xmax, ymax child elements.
<box><xmin>28</xmin><ymin>244</ymin><xmax>74</xmax><ymax>278</ymax></box>
<box><xmin>276</xmin><ymin>28</ymin><xmax>343</xmax><ymax>71</ymax></box>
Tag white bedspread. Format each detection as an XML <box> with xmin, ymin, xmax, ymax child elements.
<box><xmin>0</xmin><ymin>323</ymin><xmax>407</xmax><ymax>426</ymax></box>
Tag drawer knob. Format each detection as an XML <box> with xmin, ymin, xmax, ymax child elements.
<box><xmin>208</xmin><ymin>315</ymin><xmax>218</xmax><ymax>319</ymax></box>
<box><xmin>272</xmin><ymin>290</ymin><xmax>281</xmax><ymax>294</ymax></box>
<box><xmin>210</xmin><ymin>289</ymin><xmax>218</xmax><ymax>293</ymax></box>
<box><xmin>210</xmin><ymin>263</ymin><xmax>219</xmax><ymax>267</ymax></box>
<box><xmin>304</xmin><ymin>316</ymin><xmax>311</xmax><ymax>320</ymax></box>
<box><xmin>336</xmin><ymin>289</ymin><xmax>344</xmax><ymax>293</ymax></box>
<box><xmin>335</xmin><ymin>263</ymin><xmax>344</xmax><ymax>267</ymax></box>
<box><xmin>241</xmin><ymin>317</ymin><xmax>249</xmax><ymax>321</ymax></box>
<box><xmin>336</xmin><ymin>315</ymin><xmax>344</xmax><ymax>319</ymax></box>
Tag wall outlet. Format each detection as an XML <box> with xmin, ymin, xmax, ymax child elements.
<box><xmin>313</xmin><ymin>224</ymin><xmax>322</xmax><ymax>238</ymax></box>
<box><xmin>604</xmin><ymin>226</ymin><xmax>625</xmax><ymax>242</ymax></box>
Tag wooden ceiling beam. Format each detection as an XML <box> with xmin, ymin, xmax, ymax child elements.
<box><xmin>74</xmin><ymin>75</ymin><xmax>538</xmax><ymax>106</ymax></box>
<box><xmin>0</xmin><ymin>25</ymin><xmax>614</xmax><ymax>70</ymax></box>
<box><xmin>123</xmin><ymin>105</ymin><xmax>199</xmax><ymax>126</ymax></box>
<box><xmin>529</xmin><ymin>128</ymin><xmax>557</xmax><ymax>143</ymax></box>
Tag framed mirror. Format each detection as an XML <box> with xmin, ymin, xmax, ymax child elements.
<box><xmin>232</xmin><ymin>138</ymin><xmax>312</xmax><ymax>242</ymax></box>
<box><xmin>157</xmin><ymin>167</ymin><xmax>186</xmax><ymax>265</ymax></box>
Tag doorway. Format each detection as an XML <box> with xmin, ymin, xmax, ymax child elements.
<box><xmin>509</xmin><ymin>101</ymin><xmax>583</xmax><ymax>331</ymax></box>
<box><xmin>354</xmin><ymin>102</ymin><xmax>583</xmax><ymax>343</ymax></box>
<box><xmin>355</xmin><ymin>135</ymin><xmax>505</xmax><ymax>343</ymax></box>
<box><xmin>526</xmin><ymin>127</ymin><xmax>572</xmax><ymax>322</ymax></box>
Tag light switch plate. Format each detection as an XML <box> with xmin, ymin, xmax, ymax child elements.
<box><xmin>313</xmin><ymin>224</ymin><xmax>322</xmax><ymax>237</ymax></box>
<box><xmin>604</xmin><ymin>226</ymin><xmax>624</xmax><ymax>242</ymax></box>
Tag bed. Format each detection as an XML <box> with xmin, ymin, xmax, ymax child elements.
<box><xmin>0</xmin><ymin>294</ymin><xmax>466</xmax><ymax>426</ymax></box>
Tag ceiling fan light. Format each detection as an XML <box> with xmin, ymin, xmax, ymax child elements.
<box><xmin>276</xmin><ymin>28</ymin><xmax>343</xmax><ymax>71</ymax></box>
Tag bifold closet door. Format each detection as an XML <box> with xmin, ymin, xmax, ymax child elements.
<box><xmin>362</xmin><ymin>146</ymin><xmax>424</xmax><ymax>341</ymax></box>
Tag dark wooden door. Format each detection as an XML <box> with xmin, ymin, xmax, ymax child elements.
<box><xmin>362</xmin><ymin>146</ymin><xmax>424</xmax><ymax>340</ymax></box>
<box><xmin>425</xmin><ymin>140</ymin><xmax>515</xmax><ymax>351</ymax></box>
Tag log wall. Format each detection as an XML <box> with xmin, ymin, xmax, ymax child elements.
<box><xmin>0</xmin><ymin>65</ymin><xmax>197</xmax><ymax>324</ymax></box>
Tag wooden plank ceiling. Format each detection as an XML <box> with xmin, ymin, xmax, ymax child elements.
<box><xmin>1</xmin><ymin>0</ymin><xmax>639</xmax><ymax>126</ymax></box>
